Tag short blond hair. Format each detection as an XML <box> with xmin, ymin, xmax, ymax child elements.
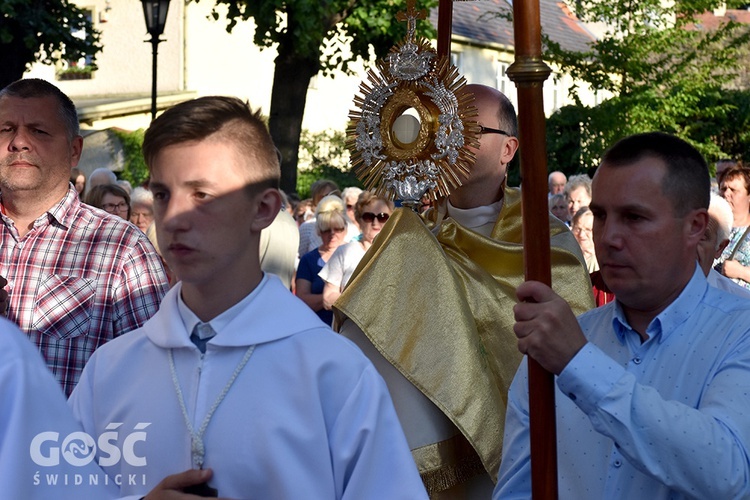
<box><xmin>315</xmin><ymin>195</ymin><xmax>347</xmax><ymax>235</ymax></box>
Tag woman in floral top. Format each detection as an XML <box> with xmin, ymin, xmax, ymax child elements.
<box><xmin>715</xmin><ymin>165</ymin><xmax>750</xmax><ymax>289</ymax></box>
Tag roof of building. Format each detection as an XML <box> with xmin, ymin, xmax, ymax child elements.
<box><xmin>73</xmin><ymin>91</ymin><xmax>197</xmax><ymax>125</ymax></box>
<box><xmin>690</xmin><ymin>8</ymin><xmax>750</xmax><ymax>31</ymax></box>
<box><xmin>429</xmin><ymin>0</ymin><xmax>595</xmax><ymax>53</ymax></box>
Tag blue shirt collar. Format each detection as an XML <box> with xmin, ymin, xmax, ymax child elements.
<box><xmin>612</xmin><ymin>264</ymin><xmax>707</xmax><ymax>345</ymax></box>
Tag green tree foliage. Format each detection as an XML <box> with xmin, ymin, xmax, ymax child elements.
<box><xmin>204</xmin><ymin>0</ymin><xmax>437</xmax><ymax>194</ymax></box>
<box><xmin>296</xmin><ymin>129</ymin><xmax>362</xmax><ymax>199</ymax></box>
<box><xmin>0</xmin><ymin>0</ymin><xmax>101</xmax><ymax>89</ymax></box>
<box><xmin>697</xmin><ymin>88</ymin><xmax>750</xmax><ymax>163</ymax></box>
<box><xmin>111</xmin><ymin>125</ymin><xmax>363</xmax><ymax>200</ymax></box>
<box><xmin>112</xmin><ymin>128</ymin><xmax>149</xmax><ymax>188</ymax></box>
<box><xmin>544</xmin><ymin>0</ymin><xmax>750</xmax><ymax>172</ymax></box>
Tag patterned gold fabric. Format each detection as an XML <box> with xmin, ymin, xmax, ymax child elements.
<box><xmin>413</xmin><ymin>434</ymin><xmax>485</xmax><ymax>496</ymax></box>
<box><xmin>334</xmin><ymin>185</ymin><xmax>594</xmax><ymax>487</ymax></box>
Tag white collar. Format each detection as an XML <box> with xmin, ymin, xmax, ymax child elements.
<box><xmin>446</xmin><ymin>198</ymin><xmax>504</xmax><ymax>229</ymax></box>
<box><xmin>146</xmin><ymin>275</ymin><xmax>325</xmax><ymax>349</ymax></box>
<box><xmin>176</xmin><ymin>274</ymin><xmax>270</xmax><ymax>339</ymax></box>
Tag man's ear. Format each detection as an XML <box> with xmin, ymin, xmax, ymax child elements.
<box><xmin>686</xmin><ymin>209</ymin><xmax>709</xmax><ymax>246</ymax></box>
<box><xmin>251</xmin><ymin>188</ymin><xmax>282</xmax><ymax>232</ymax></box>
<box><xmin>501</xmin><ymin>136</ymin><xmax>519</xmax><ymax>166</ymax></box>
<box><xmin>70</xmin><ymin>136</ymin><xmax>83</xmax><ymax>167</ymax></box>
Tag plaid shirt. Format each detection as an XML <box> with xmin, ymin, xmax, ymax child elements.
<box><xmin>0</xmin><ymin>186</ymin><xmax>169</xmax><ymax>395</ymax></box>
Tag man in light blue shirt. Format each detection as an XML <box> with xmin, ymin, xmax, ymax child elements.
<box><xmin>495</xmin><ymin>132</ymin><xmax>750</xmax><ymax>499</ymax></box>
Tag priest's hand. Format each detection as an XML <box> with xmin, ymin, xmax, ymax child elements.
<box><xmin>513</xmin><ymin>280</ymin><xmax>587</xmax><ymax>375</ymax></box>
<box><xmin>143</xmin><ymin>468</ymin><xmax>228</xmax><ymax>499</ymax></box>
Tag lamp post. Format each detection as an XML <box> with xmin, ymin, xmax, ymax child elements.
<box><xmin>141</xmin><ymin>0</ymin><xmax>171</xmax><ymax>121</ymax></box>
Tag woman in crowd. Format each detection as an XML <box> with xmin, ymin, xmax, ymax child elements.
<box><xmin>296</xmin><ymin>196</ymin><xmax>348</xmax><ymax>325</ymax></box>
<box><xmin>85</xmin><ymin>183</ymin><xmax>131</xmax><ymax>221</ymax></box>
<box><xmin>298</xmin><ymin>179</ymin><xmax>341</xmax><ymax>256</ymax></box>
<box><xmin>715</xmin><ymin>165</ymin><xmax>750</xmax><ymax>289</ymax></box>
<box><xmin>320</xmin><ymin>191</ymin><xmax>394</xmax><ymax>310</ymax></box>
<box><xmin>341</xmin><ymin>186</ymin><xmax>363</xmax><ymax>232</ymax></box>
<box><xmin>295</xmin><ymin>199</ymin><xmax>314</xmax><ymax>226</ymax></box>
<box><xmin>548</xmin><ymin>193</ymin><xmax>570</xmax><ymax>224</ymax></box>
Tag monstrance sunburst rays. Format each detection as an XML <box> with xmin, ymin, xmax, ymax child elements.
<box><xmin>346</xmin><ymin>0</ymin><xmax>480</xmax><ymax>209</ymax></box>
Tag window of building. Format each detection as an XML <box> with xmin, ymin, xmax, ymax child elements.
<box><xmin>496</xmin><ymin>62</ymin><xmax>511</xmax><ymax>95</ymax></box>
<box><xmin>56</xmin><ymin>8</ymin><xmax>95</xmax><ymax>81</ymax></box>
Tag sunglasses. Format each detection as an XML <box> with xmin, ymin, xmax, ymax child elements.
<box><xmin>361</xmin><ymin>212</ymin><xmax>390</xmax><ymax>224</ymax></box>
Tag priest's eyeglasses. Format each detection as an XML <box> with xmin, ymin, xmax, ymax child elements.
<box><xmin>361</xmin><ymin>212</ymin><xmax>390</xmax><ymax>224</ymax></box>
<box><xmin>479</xmin><ymin>125</ymin><xmax>511</xmax><ymax>138</ymax></box>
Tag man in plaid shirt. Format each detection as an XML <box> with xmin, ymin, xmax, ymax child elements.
<box><xmin>0</xmin><ymin>79</ymin><xmax>169</xmax><ymax>395</ymax></box>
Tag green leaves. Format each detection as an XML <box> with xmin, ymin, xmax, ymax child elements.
<box><xmin>198</xmin><ymin>0</ymin><xmax>438</xmax><ymax>192</ymax></box>
<box><xmin>206</xmin><ymin>0</ymin><xmax>437</xmax><ymax>75</ymax></box>
<box><xmin>112</xmin><ymin>129</ymin><xmax>149</xmax><ymax>188</ymax></box>
<box><xmin>0</xmin><ymin>0</ymin><xmax>101</xmax><ymax>86</ymax></box>
<box><xmin>544</xmin><ymin>0</ymin><xmax>750</xmax><ymax>171</ymax></box>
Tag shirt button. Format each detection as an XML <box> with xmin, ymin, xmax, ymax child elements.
<box><xmin>632</xmin><ymin>357</ymin><xmax>641</xmax><ymax>364</ymax></box>
<box><xmin>568</xmin><ymin>393</ymin><xmax>577</xmax><ymax>401</ymax></box>
<box><xmin>614</xmin><ymin>459</ymin><xmax>622</xmax><ymax>467</ymax></box>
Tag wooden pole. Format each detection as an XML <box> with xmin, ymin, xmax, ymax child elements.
<box><xmin>505</xmin><ymin>0</ymin><xmax>558</xmax><ymax>498</ymax></box>
<box><xmin>437</xmin><ymin>0</ymin><xmax>453</xmax><ymax>58</ymax></box>
<box><xmin>436</xmin><ymin>0</ymin><xmax>557</xmax><ymax>495</ymax></box>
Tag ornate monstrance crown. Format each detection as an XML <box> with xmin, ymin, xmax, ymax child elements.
<box><xmin>347</xmin><ymin>0</ymin><xmax>480</xmax><ymax>209</ymax></box>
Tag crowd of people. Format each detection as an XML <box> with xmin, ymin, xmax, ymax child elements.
<box><xmin>1</xmin><ymin>77</ymin><xmax>749</xmax><ymax>500</ymax></box>
<box><xmin>548</xmin><ymin>154</ymin><xmax>750</xmax><ymax>302</ymax></box>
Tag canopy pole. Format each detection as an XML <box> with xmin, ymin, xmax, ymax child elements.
<box><xmin>505</xmin><ymin>0</ymin><xmax>558</xmax><ymax>498</ymax></box>
<box><xmin>437</xmin><ymin>0</ymin><xmax>453</xmax><ymax>57</ymax></box>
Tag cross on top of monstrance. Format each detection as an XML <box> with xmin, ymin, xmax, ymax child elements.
<box><xmin>396</xmin><ymin>0</ymin><xmax>426</xmax><ymax>41</ymax></box>
<box><xmin>346</xmin><ymin>0</ymin><xmax>480</xmax><ymax>211</ymax></box>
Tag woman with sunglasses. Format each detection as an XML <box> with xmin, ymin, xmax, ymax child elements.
<box><xmin>296</xmin><ymin>195</ymin><xmax>349</xmax><ymax>325</ymax></box>
<box><xmin>320</xmin><ymin>191</ymin><xmax>394</xmax><ymax>310</ymax></box>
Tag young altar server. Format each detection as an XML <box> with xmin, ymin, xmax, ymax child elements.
<box><xmin>69</xmin><ymin>96</ymin><xmax>427</xmax><ymax>499</ymax></box>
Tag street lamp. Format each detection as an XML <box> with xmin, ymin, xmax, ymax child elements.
<box><xmin>141</xmin><ymin>0</ymin><xmax>171</xmax><ymax>121</ymax></box>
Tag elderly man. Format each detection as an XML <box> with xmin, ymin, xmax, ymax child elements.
<box><xmin>0</xmin><ymin>79</ymin><xmax>168</xmax><ymax>395</ymax></box>
<box><xmin>335</xmin><ymin>84</ymin><xmax>593</xmax><ymax>497</ymax></box>
<box><xmin>548</xmin><ymin>170</ymin><xmax>566</xmax><ymax>197</ymax></box>
<box><xmin>496</xmin><ymin>132</ymin><xmax>750</xmax><ymax>498</ymax></box>
<box><xmin>85</xmin><ymin>167</ymin><xmax>117</xmax><ymax>194</ymax></box>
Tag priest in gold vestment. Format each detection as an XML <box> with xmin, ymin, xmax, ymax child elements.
<box><xmin>334</xmin><ymin>85</ymin><xmax>595</xmax><ymax>498</ymax></box>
